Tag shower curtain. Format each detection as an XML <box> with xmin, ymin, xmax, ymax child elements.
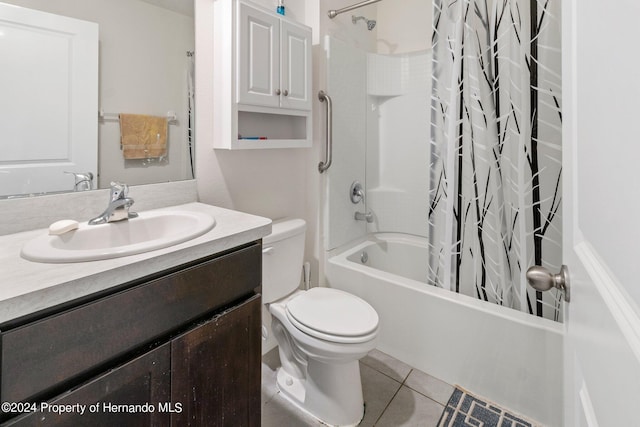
<box><xmin>187</xmin><ymin>51</ymin><xmax>195</xmax><ymax>179</ymax></box>
<box><xmin>428</xmin><ymin>0</ymin><xmax>562</xmax><ymax>320</ymax></box>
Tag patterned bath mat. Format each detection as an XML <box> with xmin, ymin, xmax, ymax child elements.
<box><xmin>437</xmin><ymin>386</ymin><xmax>543</xmax><ymax>427</ymax></box>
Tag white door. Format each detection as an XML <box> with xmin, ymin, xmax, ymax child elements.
<box><xmin>279</xmin><ymin>21</ymin><xmax>311</xmax><ymax>111</ymax></box>
<box><xmin>0</xmin><ymin>3</ymin><xmax>98</xmax><ymax>197</ymax></box>
<box><xmin>236</xmin><ymin>1</ymin><xmax>280</xmax><ymax>108</ymax></box>
<box><xmin>563</xmin><ymin>1</ymin><xmax>640</xmax><ymax>425</ymax></box>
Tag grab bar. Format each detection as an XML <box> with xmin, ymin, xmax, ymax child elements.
<box><xmin>318</xmin><ymin>90</ymin><xmax>333</xmax><ymax>173</ymax></box>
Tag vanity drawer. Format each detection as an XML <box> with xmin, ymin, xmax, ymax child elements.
<box><xmin>0</xmin><ymin>242</ymin><xmax>261</xmax><ymax>404</ymax></box>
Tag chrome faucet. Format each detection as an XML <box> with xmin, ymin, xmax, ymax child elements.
<box><xmin>351</xmin><ymin>181</ymin><xmax>373</xmax><ymax>222</ymax></box>
<box><xmin>355</xmin><ymin>211</ymin><xmax>374</xmax><ymax>223</ymax></box>
<box><xmin>65</xmin><ymin>171</ymin><xmax>94</xmax><ymax>192</ymax></box>
<box><xmin>89</xmin><ymin>182</ymin><xmax>138</xmax><ymax>225</ymax></box>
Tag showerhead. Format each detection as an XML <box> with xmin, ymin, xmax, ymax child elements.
<box><xmin>352</xmin><ymin>15</ymin><xmax>376</xmax><ymax>31</ymax></box>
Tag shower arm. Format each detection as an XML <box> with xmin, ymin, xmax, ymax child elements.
<box><xmin>327</xmin><ymin>0</ymin><xmax>382</xmax><ymax>19</ymax></box>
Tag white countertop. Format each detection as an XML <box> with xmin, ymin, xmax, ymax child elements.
<box><xmin>0</xmin><ymin>202</ymin><xmax>271</xmax><ymax>325</ymax></box>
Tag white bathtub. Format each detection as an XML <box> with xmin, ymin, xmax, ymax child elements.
<box><xmin>326</xmin><ymin>233</ymin><xmax>563</xmax><ymax>426</ymax></box>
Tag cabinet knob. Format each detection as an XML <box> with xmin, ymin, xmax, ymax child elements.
<box><xmin>275</xmin><ymin>89</ymin><xmax>281</xmax><ymax>96</ymax></box>
<box><xmin>283</xmin><ymin>90</ymin><xmax>289</xmax><ymax>96</ymax></box>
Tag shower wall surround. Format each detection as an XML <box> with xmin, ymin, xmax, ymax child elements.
<box><xmin>324</xmin><ymin>34</ymin><xmax>432</xmax><ymax>249</ymax></box>
<box><xmin>429</xmin><ymin>0</ymin><xmax>563</xmax><ymax>321</ymax></box>
<box><xmin>366</xmin><ymin>50</ymin><xmax>431</xmax><ymax>237</ymax></box>
<box><xmin>323</xmin><ymin>36</ymin><xmax>368</xmax><ymax>251</ymax></box>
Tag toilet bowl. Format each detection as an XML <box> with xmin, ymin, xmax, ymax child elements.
<box><xmin>263</xmin><ymin>219</ymin><xmax>379</xmax><ymax>426</ymax></box>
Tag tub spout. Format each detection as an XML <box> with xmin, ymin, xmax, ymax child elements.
<box><xmin>355</xmin><ymin>211</ymin><xmax>374</xmax><ymax>223</ymax></box>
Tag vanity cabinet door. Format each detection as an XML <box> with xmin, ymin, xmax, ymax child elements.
<box><xmin>2</xmin><ymin>344</ymin><xmax>170</xmax><ymax>427</ymax></box>
<box><xmin>171</xmin><ymin>294</ymin><xmax>261</xmax><ymax>427</ymax></box>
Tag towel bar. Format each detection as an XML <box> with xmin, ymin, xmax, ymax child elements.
<box><xmin>98</xmin><ymin>110</ymin><xmax>178</xmax><ymax>123</ymax></box>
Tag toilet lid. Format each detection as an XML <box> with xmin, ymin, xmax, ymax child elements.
<box><xmin>286</xmin><ymin>288</ymin><xmax>379</xmax><ymax>343</ymax></box>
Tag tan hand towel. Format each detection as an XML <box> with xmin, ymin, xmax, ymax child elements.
<box><xmin>119</xmin><ymin>113</ymin><xmax>168</xmax><ymax>159</ymax></box>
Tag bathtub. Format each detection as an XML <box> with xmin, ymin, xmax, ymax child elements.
<box><xmin>326</xmin><ymin>233</ymin><xmax>563</xmax><ymax>426</ymax></box>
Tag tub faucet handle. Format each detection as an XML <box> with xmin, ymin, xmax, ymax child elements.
<box><xmin>350</xmin><ymin>181</ymin><xmax>365</xmax><ymax>204</ymax></box>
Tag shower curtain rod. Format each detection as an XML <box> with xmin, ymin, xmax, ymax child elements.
<box><xmin>327</xmin><ymin>0</ymin><xmax>382</xmax><ymax>19</ymax></box>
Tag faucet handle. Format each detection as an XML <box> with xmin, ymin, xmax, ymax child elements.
<box><xmin>109</xmin><ymin>182</ymin><xmax>129</xmax><ymax>201</ymax></box>
<box><xmin>65</xmin><ymin>171</ymin><xmax>93</xmax><ymax>181</ymax></box>
<box><xmin>350</xmin><ymin>181</ymin><xmax>365</xmax><ymax>204</ymax></box>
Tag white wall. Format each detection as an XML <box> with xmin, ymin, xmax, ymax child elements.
<box><xmin>376</xmin><ymin>0</ymin><xmax>432</xmax><ymax>54</ymax></box>
<box><xmin>4</xmin><ymin>0</ymin><xmax>195</xmax><ymax>188</ymax></box>
<box><xmin>195</xmin><ymin>0</ymin><xmax>314</xmax><ymax>355</ymax></box>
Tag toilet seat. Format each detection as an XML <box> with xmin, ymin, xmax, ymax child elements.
<box><xmin>285</xmin><ymin>288</ymin><xmax>379</xmax><ymax>344</ymax></box>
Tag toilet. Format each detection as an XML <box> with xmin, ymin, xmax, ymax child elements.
<box><xmin>263</xmin><ymin>219</ymin><xmax>379</xmax><ymax>426</ymax></box>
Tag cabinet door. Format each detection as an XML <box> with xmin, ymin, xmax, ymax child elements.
<box><xmin>2</xmin><ymin>344</ymin><xmax>170</xmax><ymax>427</ymax></box>
<box><xmin>280</xmin><ymin>21</ymin><xmax>312</xmax><ymax>111</ymax></box>
<box><xmin>171</xmin><ymin>294</ymin><xmax>261</xmax><ymax>427</ymax></box>
<box><xmin>237</xmin><ymin>2</ymin><xmax>280</xmax><ymax>108</ymax></box>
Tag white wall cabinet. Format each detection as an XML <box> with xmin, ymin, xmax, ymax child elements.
<box><xmin>214</xmin><ymin>0</ymin><xmax>312</xmax><ymax>149</ymax></box>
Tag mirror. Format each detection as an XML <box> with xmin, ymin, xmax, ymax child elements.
<box><xmin>0</xmin><ymin>0</ymin><xmax>195</xmax><ymax>198</ymax></box>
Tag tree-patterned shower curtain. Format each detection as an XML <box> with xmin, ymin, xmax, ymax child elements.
<box><xmin>428</xmin><ymin>0</ymin><xmax>563</xmax><ymax>321</ymax></box>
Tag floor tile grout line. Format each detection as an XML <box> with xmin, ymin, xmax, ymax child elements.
<box><xmin>360</xmin><ymin>362</ymin><xmax>450</xmax><ymax>422</ymax></box>
<box><xmin>398</xmin><ymin>367</ymin><xmax>449</xmax><ymax>408</ymax></box>
<box><xmin>360</xmin><ymin>357</ymin><xmax>454</xmax><ymax>400</ymax></box>
<box><xmin>408</xmin><ymin>389</ymin><xmax>448</xmax><ymax>409</ymax></box>
<box><xmin>371</xmin><ymin>370</ymin><xmax>448</xmax><ymax>427</ymax></box>
<box><xmin>262</xmin><ymin>388</ymin><xmax>280</xmax><ymax>407</ymax></box>
<box><xmin>360</xmin><ymin>359</ymin><xmax>412</xmax><ymax>386</ymax></box>
<box><xmin>360</xmin><ymin>353</ymin><xmax>449</xmax><ymax>383</ymax></box>
<box><xmin>371</xmin><ymin>371</ymin><xmax>408</xmax><ymax>427</ymax></box>
<box><xmin>402</xmin><ymin>382</ymin><xmax>451</xmax><ymax>407</ymax></box>
<box><xmin>400</xmin><ymin>369</ymin><xmax>412</xmax><ymax>385</ymax></box>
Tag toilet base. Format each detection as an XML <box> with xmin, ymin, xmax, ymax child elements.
<box><xmin>276</xmin><ymin>358</ymin><xmax>365</xmax><ymax>427</ymax></box>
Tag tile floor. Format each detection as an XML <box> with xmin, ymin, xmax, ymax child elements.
<box><xmin>261</xmin><ymin>348</ymin><xmax>454</xmax><ymax>427</ymax></box>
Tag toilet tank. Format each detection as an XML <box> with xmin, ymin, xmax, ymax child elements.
<box><xmin>262</xmin><ymin>218</ymin><xmax>306</xmax><ymax>304</ymax></box>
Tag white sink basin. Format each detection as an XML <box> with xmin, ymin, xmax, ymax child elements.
<box><xmin>21</xmin><ymin>210</ymin><xmax>216</xmax><ymax>263</ymax></box>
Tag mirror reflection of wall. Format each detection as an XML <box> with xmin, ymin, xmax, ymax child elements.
<box><xmin>0</xmin><ymin>0</ymin><xmax>195</xmax><ymax>197</ymax></box>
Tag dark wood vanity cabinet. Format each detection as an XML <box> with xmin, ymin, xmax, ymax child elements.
<box><xmin>2</xmin><ymin>344</ymin><xmax>172</xmax><ymax>427</ymax></box>
<box><xmin>0</xmin><ymin>242</ymin><xmax>262</xmax><ymax>427</ymax></box>
<box><xmin>171</xmin><ymin>296</ymin><xmax>261</xmax><ymax>426</ymax></box>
